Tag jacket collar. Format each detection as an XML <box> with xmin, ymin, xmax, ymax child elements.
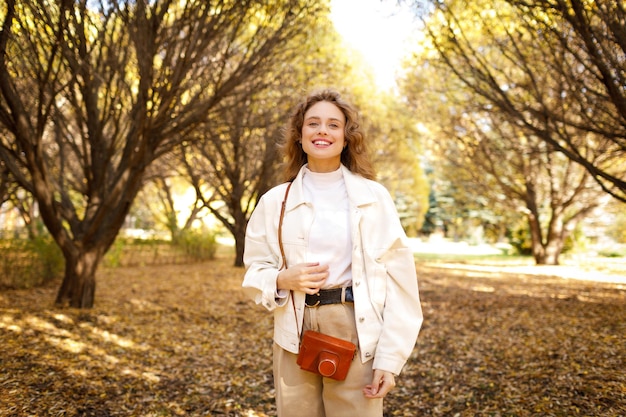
<box><xmin>286</xmin><ymin>164</ymin><xmax>377</xmax><ymax>211</ymax></box>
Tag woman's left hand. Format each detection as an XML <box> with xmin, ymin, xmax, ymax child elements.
<box><xmin>363</xmin><ymin>369</ymin><xmax>396</xmax><ymax>399</ymax></box>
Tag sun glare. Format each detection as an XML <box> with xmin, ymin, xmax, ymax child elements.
<box><xmin>330</xmin><ymin>0</ymin><xmax>419</xmax><ymax>91</ymax></box>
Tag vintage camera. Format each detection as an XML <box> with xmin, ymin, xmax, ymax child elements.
<box><xmin>296</xmin><ymin>330</ymin><xmax>356</xmax><ymax>381</ymax></box>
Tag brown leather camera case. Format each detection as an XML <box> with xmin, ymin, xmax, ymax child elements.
<box><xmin>296</xmin><ymin>330</ymin><xmax>357</xmax><ymax>381</ymax></box>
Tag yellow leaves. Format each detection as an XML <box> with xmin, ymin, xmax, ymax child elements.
<box><xmin>44</xmin><ymin>335</ymin><xmax>87</xmax><ymax>353</ymax></box>
<box><xmin>0</xmin><ymin>313</ymin><xmax>23</xmax><ymax>333</ymax></box>
<box><xmin>1</xmin><ymin>258</ymin><xmax>625</xmax><ymax>415</ymax></box>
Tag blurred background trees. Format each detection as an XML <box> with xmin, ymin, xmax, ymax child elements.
<box><xmin>0</xmin><ymin>0</ymin><xmax>334</xmax><ymax>306</ymax></box>
<box><xmin>401</xmin><ymin>0</ymin><xmax>625</xmax><ymax>264</ymax></box>
<box><xmin>0</xmin><ymin>0</ymin><xmax>624</xmax><ymax>307</ymax></box>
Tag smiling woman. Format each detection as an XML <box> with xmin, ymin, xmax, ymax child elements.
<box><xmin>243</xmin><ymin>89</ymin><xmax>423</xmax><ymax>416</ymax></box>
<box><xmin>330</xmin><ymin>0</ymin><xmax>418</xmax><ymax>90</ymax></box>
<box><xmin>301</xmin><ymin>101</ymin><xmax>346</xmax><ymax>173</ymax></box>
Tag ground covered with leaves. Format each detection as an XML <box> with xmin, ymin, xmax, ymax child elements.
<box><xmin>1</xmin><ymin>255</ymin><xmax>624</xmax><ymax>416</ymax></box>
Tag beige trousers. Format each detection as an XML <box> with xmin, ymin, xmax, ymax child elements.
<box><xmin>273</xmin><ymin>303</ymin><xmax>383</xmax><ymax>417</ymax></box>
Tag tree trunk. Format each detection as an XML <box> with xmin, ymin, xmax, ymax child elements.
<box><xmin>542</xmin><ymin>241</ymin><xmax>562</xmax><ymax>265</ymax></box>
<box><xmin>528</xmin><ymin>213</ymin><xmax>564</xmax><ymax>266</ymax></box>
<box><xmin>233</xmin><ymin>220</ymin><xmax>246</xmax><ymax>268</ymax></box>
<box><xmin>532</xmin><ymin>241</ymin><xmax>562</xmax><ymax>265</ymax></box>
<box><xmin>55</xmin><ymin>248</ymin><xmax>103</xmax><ymax>308</ymax></box>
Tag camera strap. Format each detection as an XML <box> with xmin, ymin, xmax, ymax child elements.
<box><xmin>278</xmin><ymin>181</ymin><xmax>292</xmax><ymax>271</ymax></box>
<box><xmin>276</xmin><ymin>181</ymin><xmax>301</xmax><ymax>343</ymax></box>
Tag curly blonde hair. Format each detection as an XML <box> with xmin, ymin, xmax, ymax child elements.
<box><xmin>280</xmin><ymin>89</ymin><xmax>375</xmax><ymax>182</ymax></box>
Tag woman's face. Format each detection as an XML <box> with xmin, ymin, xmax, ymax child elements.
<box><xmin>301</xmin><ymin>101</ymin><xmax>346</xmax><ymax>173</ymax></box>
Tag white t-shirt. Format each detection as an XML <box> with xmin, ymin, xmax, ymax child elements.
<box><xmin>303</xmin><ymin>166</ymin><xmax>353</xmax><ymax>289</ymax></box>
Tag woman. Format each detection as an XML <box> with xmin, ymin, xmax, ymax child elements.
<box><xmin>243</xmin><ymin>89</ymin><xmax>422</xmax><ymax>417</ymax></box>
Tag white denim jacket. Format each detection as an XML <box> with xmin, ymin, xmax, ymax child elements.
<box><xmin>243</xmin><ymin>165</ymin><xmax>423</xmax><ymax>375</ymax></box>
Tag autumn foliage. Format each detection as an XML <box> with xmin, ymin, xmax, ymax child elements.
<box><xmin>1</xmin><ymin>257</ymin><xmax>624</xmax><ymax>416</ymax></box>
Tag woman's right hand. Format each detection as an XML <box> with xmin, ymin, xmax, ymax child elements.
<box><xmin>276</xmin><ymin>262</ymin><xmax>329</xmax><ymax>294</ymax></box>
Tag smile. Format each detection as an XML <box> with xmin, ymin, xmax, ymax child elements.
<box><xmin>313</xmin><ymin>140</ymin><xmax>332</xmax><ymax>146</ymax></box>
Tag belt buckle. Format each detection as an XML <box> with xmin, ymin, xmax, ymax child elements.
<box><xmin>306</xmin><ymin>292</ymin><xmax>321</xmax><ymax>307</ymax></box>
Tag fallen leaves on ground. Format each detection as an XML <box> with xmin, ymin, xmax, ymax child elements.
<box><xmin>0</xmin><ymin>257</ymin><xmax>624</xmax><ymax>416</ymax></box>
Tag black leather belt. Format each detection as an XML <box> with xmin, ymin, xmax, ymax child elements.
<box><xmin>305</xmin><ymin>286</ymin><xmax>354</xmax><ymax>307</ymax></box>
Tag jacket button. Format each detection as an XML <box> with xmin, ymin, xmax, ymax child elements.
<box><xmin>354</xmin><ymin>281</ymin><xmax>360</xmax><ymax>287</ymax></box>
<box><xmin>365</xmin><ymin>352</ymin><xmax>372</xmax><ymax>358</ymax></box>
<box><xmin>359</xmin><ymin>317</ymin><xmax>365</xmax><ymax>323</ymax></box>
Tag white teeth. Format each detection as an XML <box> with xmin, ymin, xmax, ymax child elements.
<box><xmin>313</xmin><ymin>140</ymin><xmax>331</xmax><ymax>146</ymax></box>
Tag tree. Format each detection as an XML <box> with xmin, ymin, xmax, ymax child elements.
<box><xmin>413</xmin><ymin>0</ymin><xmax>626</xmax><ymax>202</ymax></box>
<box><xmin>0</xmin><ymin>0</ymin><xmax>321</xmax><ymax>308</ymax></box>
<box><xmin>0</xmin><ymin>159</ymin><xmax>11</xmax><ymax>209</ymax></box>
<box><xmin>179</xmin><ymin>90</ymin><xmax>287</xmax><ymax>267</ymax></box>
<box><xmin>401</xmin><ymin>2</ymin><xmax>606</xmax><ymax>264</ymax></box>
<box><xmin>450</xmin><ymin>115</ymin><xmax>602</xmax><ymax>264</ymax></box>
<box><xmin>175</xmin><ymin>6</ymin><xmax>388</xmax><ymax>267</ymax></box>
<box><xmin>124</xmin><ymin>3</ymin><xmax>430</xmax><ymax>268</ymax></box>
